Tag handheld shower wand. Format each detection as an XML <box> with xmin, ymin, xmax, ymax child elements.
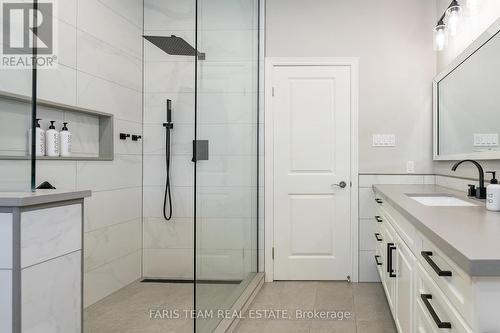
<box><xmin>163</xmin><ymin>100</ymin><xmax>174</xmax><ymax>221</ymax></box>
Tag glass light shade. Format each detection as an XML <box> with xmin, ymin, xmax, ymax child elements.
<box><xmin>446</xmin><ymin>6</ymin><xmax>462</xmax><ymax>36</ymax></box>
<box><xmin>434</xmin><ymin>25</ymin><xmax>447</xmax><ymax>51</ymax></box>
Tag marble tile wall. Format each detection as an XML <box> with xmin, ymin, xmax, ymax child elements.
<box><xmin>0</xmin><ymin>0</ymin><xmax>144</xmax><ymax>306</ymax></box>
<box><xmin>358</xmin><ymin>174</ymin><xmax>436</xmax><ymax>282</ymax></box>
<box><xmin>142</xmin><ymin>0</ymin><xmax>196</xmax><ymax>279</ymax></box>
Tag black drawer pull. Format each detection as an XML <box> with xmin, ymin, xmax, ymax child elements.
<box><xmin>374</xmin><ymin>233</ymin><xmax>383</xmax><ymax>242</ymax></box>
<box><xmin>375</xmin><ymin>215</ymin><xmax>383</xmax><ymax>223</ymax></box>
<box><xmin>387</xmin><ymin>243</ymin><xmax>396</xmax><ymax>278</ymax></box>
<box><xmin>375</xmin><ymin>198</ymin><xmax>383</xmax><ymax>204</ymax></box>
<box><xmin>421</xmin><ymin>251</ymin><xmax>452</xmax><ymax>277</ymax></box>
<box><xmin>421</xmin><ymin>294</ymin><xmax>452</xmax><ymax>329</ymax></box>
<box><xmin>375</xmin><ymin>255</ymin><xmax>382</xmax><ymax>266</ymax></box>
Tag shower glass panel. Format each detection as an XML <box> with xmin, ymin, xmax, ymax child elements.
<box><xmin>195</xmin><ymin>0</ymin><xmax>260</xmax><ymax>331</ymax></box>
<box><xmin>0</xmin><ymin>2</ymin><xmax>35</xmax><ymax>192</ymax></box>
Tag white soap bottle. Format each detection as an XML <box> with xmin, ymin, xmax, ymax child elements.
<box><xmin>60</xmin><ymin>122</ymin><xmax>72</xmax><ymax>157</ymax></box>
<box><xmin>486</xmin><ymin>171</ymin><xmax>500</xmax><ymax>212</ymax></box>
<box><xmin>28</xmin><ymin>118</ymin><xmax>45</xmax><ymax>156</ymax></box>
<box><xmin>45</xmin><ymin>121</ymin><xmax>60</xmax><ymax>157</ymax></box>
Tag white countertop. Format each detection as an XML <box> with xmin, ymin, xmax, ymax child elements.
<box><xmin>0</xmin><ymin>189</ymin><xmax>91</xmax><ymax>207</ymax></box>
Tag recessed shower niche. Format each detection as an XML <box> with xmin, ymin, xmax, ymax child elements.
<box><xmin>0</xmin><ymin>91</ymin><xmax>114</xmax><ymax>161</ymax></box>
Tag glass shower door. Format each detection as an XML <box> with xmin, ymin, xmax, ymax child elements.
<box><xmin>194</xmin><ymin>0</ymin><xmax>260</xmax><ymax>331</ymax></box>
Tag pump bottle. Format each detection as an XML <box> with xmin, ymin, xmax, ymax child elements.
<box><xmin>486</xmin><ymin>171</ymin><xmax>500</xmax><ymax>212</ymax></box>
<box><xmin>45</xmin><ymin>121</ymin><xmax>60</xmax><ymax>157</ymax></box>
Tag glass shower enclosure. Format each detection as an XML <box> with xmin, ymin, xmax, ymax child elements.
<box><xmin>143</xmin><ymin>0</ymin><xmax>261</xmax><ymax>331</ymax></box>
<box><xmin>195</xmin><ymin>0</ymin><xmax>260</xmax><ymax>331</ymax></box>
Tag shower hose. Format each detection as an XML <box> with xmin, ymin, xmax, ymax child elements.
<box><xmin>163</xmin><ymin>125</ymin><xmax>173</xmax><ymax>221</ymax></box>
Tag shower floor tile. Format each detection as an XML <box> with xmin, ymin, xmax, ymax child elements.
<box><xmin>83</xmin><ymin>280</ymin><xmax>242</xmax><ymax>333</ymax></box>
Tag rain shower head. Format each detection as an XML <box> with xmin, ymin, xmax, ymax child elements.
<box><xmin>143</xmin><ymin>35</ymin><xmax>205</xmax><ymax>60</ymax></box>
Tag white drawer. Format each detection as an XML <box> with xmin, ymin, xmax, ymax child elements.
<box><xmin>21</xmin><ymin>204</ymin><xmax>82</xmax><ymax>268</ymax></box>
<box><xmin>419</xmin><ymin>234</ymin><xmax>473</xmax><ymax>326</ymax></box>
<box><xmin>381</xmin><ymin>201</ymin><xmax>417</xmax><ymax>253</ymax></box>
<box><xmin>416</xmin><ymin>292</ymin><xmax>439</xmax><ymax>333</ymax></box>
<box><xmin>0</xmin><ymin>213</ymin><xmax>13</xmax><ymax>269</ymax></box>
<box><xmin>416</xmin><ymin>263</ymin><xmax>473</xmax><ymax>333</ymax></box>
<box><xmin>0</xmin><ymin>270</ymin><xmax>12</xmax><ymax>333</ymax></box>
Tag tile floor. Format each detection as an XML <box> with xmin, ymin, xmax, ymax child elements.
<box><xmin>84</xmin><ymin>281</ymin><xmax>396</xmax><ymax>333</ymax></box>
<box><xmin>235</xmin><ymin>282</ymin><xmax>396</xmax><ymax>333</ymax></box>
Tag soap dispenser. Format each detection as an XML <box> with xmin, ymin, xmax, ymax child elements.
<box><xmin>59</xmin><ymin>122</ymin><xmax>72</xmax><ymax>157</ymax></box>
<box><xmin>45</xmin><ymin>121</ymin><xmax>60</xmax><ymax>157</ymax></box>
<box><xmin>486</xmin><ymin>171</ymin><xmax>500</xmax><ymax>212</ymax></box>
<box><xmin>28</xmin><ymin>118</ymin><xmax>45</xmax><ymax>156</ymax></box>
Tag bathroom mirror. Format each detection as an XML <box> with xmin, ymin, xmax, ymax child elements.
<box><xmin>434</xmin><ymin>19</ymin><xmax>500</xmax><ymax>160</ymax></box>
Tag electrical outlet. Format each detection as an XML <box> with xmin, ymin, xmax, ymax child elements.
<box><xmin>373</xmin><ymin>134</ymin><xmax>396</xmax><ymax>147</ymax></box>
<box><xmin>406</xmin><ymin>161</ymin><xmax>415</xmax><ymax>174</ymax></box>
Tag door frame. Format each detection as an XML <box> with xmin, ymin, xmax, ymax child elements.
<box><xmin>264</xmin><ymin>57</ymin><xmax>359</xmax><ymax>282</ymax></box>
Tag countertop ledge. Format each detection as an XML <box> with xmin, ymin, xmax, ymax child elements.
<box><xmin>0</xmin><ymin>189</ymin><xmax>91</xmax><ymax>207</ymax></box>
<box><xmin>373</xmin><ymin>184</ymin><xmax>500</xmax><ymax>277</ymax></box>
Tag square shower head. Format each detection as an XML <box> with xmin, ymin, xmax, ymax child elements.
<box><xmin>143</xmin><ymin>35</ymin><xmax>205</xmax><ymax>60</ymax></box>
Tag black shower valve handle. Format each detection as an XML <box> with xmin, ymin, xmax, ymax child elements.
<box><xmin>132</xmin><ymin>135</ymin><xmax>142</xmax><ymax>141</ymax></box>
<box><xmin>120</xmin><ymin>133</ymin><xmax>131</xmax><ymax>140</ymax></box>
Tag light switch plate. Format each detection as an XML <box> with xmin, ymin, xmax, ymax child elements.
<box><xmin>406</xmin><ymin>161</ymin><xmax>415</xmax><ymax>174</ymax></box>
<box><xmin>373</xmin><ymin>134</ymin><xmax>396</xmax><ymax>147</ymax></box>
<box><xmin>474</xmin><ymin>134</ymin><xmax>499</xmax><ymax>147</ymax></box>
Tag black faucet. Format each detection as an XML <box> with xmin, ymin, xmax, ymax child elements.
<box><xmin>451</xmin><ymin>160</ymin><xmax>486</xmax><ymax>199</ymax></box>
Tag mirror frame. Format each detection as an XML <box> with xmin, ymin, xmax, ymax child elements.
<box><xmin>433</xmin><ymin>18</ymin><xmax>500</xmax><ymax>161</ymax></box>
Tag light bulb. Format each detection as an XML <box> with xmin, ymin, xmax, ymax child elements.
<box><xmin>434</xmin><ymin>25</ymin><xmax>447</xmax><ymax>51</ymax></box>
<box><xmin>466</xmin><ymin>0</ymin><xmax>477</xmax><ymax>11</ymax></box>
<box><xmin>446</xmin><ymin>3</ymin><xmax>462</xmax><ymax>36</ymax></box>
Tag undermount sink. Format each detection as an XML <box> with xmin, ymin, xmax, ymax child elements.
<box><xmin>406</xmin><ymin>194</ymin><xmax>477</xmax><ymax>207</ymax></box>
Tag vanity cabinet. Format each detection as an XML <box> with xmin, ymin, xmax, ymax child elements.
<box><xmin>0</xmin><ymin>190</ymin><xmax>90</xmax><ymax>333</ymax></box>
<box><xmin>373</xmin><ymin>186</ymin><xmax>500</xmax><ymax>333</ymax></box>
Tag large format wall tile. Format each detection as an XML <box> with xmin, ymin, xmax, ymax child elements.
<box><xmin>77</xmin><ymin>71</ymin><xmax>142</xmax><ymax>123</ymax></box>
<box><xmin>77</xmin><ymin>31</ymin><xmax>142</xmax><ymax>91</ymax></box>
<box><xmin>76</xmin><ymin>155</ymin><xmax>142</xmax><ymax>192</ymax></box>
<box><xmin>22</xmin><ymin>251</ymin><xmax>81</xmax><ymax>333</ymax></box>
<box><xmin>84</xmin><ymin>218</ymin><xmax>141</xmax><ymax>272</ymax></box>
<box><xmin>143</xmin><ymin>217</ymin><xmax>193</xmax><ymax>249</ymax></box>
<box><xmin>143</xmin><ymin>185</ymin><xmax>194</xmax><ymax>219</ymax></box>
<box><xmin>21</xmin><ymin>204</ymin><xmax>81</xmax><ymax>268</ymax></box>
<box><xmin>114</xmin><ymin>119</ymin><xmax>143</xmax><ymax>155</ymax></box>
<box><xmin>84</xmin><ymin>250</ymin><xmax>141</xmax><ymax>307</ymax></box>
<box><xmin>144</xmin><ymin>61</ymin><xmax>195</xmax><ymax>94</ymax></box>
<box><xmin>143</xmin><ymin>155</ymin><xmax>193</xmax><ymax>187</ymax></box>
<box><xmin>84</xmin><ymin>187</ymin><xmax>142</xmax><ymax>232</ymax></box>
<box><xmin>35</xmin><ymin>160</ymin><xmax>77</xmax><ymax>191</ymax></box>
<box><xmin>78</xmin><ymin>0</ymin><xmax>142</xmax><ymax>59</ymax></box>
<box><xmin>143</xmin><ymin>248</ymin><xmax>193</xmax><ymax>279</ymax></box>
<box><xmin>98</xmin><ymin>0</ymin><xmax>144</xmax><ymax>29</ymax></box>
<box><xmin>37</xmin><ymin>65</ymin><xmax>77</xmax><ymax>106</ymax></box>
<box><xmin>144</xmin><ymin>0</ymin><xmax>194</xmax><ymax>31</ymax></box>
<box><xmin>143</xmin><ymin>92</ymin><xmax>195</xmax><ymax>125</ymax></box>
<box><xmin>143</xmin><ymin>123</ymin><xmax>193</xmax><ymax>155</ymax></box>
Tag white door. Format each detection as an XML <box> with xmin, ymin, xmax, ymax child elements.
<box><xmin>272</xmin><ymin>64</ymin><xmax>352</xmax><ymax>280</ymax></box>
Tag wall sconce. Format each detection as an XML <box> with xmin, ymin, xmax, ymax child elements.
<box><xmin>434</xmin><ymin>0</ymin><xmax>463</xmax><ymax>51</ymax></box>
<box><xmin>446</xmin><ymin>0</ymin><xmax>462</xmax><ymax>36</ymax></box>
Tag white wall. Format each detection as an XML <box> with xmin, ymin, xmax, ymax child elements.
<box><xmin>266</xmin><ymin>0</ymin><xmax>437</xmax><ymax>174</ymax></box>
<box><xmin>0</xmin><ymin>0</ymin><xmax>143</xmax><ymax>306</ymax></box>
